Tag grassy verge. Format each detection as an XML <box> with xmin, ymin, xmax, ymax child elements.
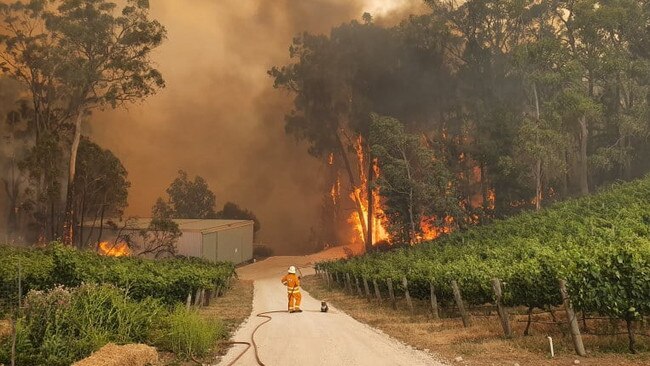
<box><xmin>160</xmin><ymin>279</ymin><xmax>254</xmax><ymax>365</ymax></box>
<box><xmin>302</xmin><ymin>275</ymin><xmax>650</xmax><ymax>366</ymax></box>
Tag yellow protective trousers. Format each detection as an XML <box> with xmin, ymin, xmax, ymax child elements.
<box><xmin>288</xmin><ymin>289</ymin><xmax>302</xmax><ymax>311</ymax></box>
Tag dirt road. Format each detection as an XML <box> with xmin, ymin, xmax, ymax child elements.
<box><xmin>218</xmin><ymin>250</ymin><xmax>447</xmax><ymax>366</ymax></box>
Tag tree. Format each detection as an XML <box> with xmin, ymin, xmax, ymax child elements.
<box><xmin>270</xmin><ymin>14</ymin><xmax>455</xmax><ymax>250</ymax></box>
<box><xmin>74</xmin><ymin>138</ymin><xmax>129</xmax><ymax>249</ymax></box>
<box><xmin>0</xmin><ymin>77</ymin><xmax>28</xmax><ymax>241</ymax></box>
<box><xmin>0</xmin><ymin>0</ymin><xmax>166</xmax><ymax>245</ymax></box>
<box><xmin>369</xmin><ymin>114</ymin><xmax>458</xmax><ymax>244</ymax></box>
<box><xmin>137</xmin><ymin>197</ymin><xmax>181</xmax><ymax>258</ymax></box>
<box><xmin>165</xmin><ymin>170</ymin><xmax>216</xmax><ymax>219</ymax></box>
<box><xmin>216</xmin><ymin>201</ymin><xmax>261</xmax><ymax>236</ymax></box>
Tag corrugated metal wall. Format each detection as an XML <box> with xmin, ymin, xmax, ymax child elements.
<box><xmin>176</xmin><ymin>231</ymin><xmax>202</xmax><ymax>257</ymax></box>
<box><xmin>201</xmin><ymin>232</ymin><xmax>217</xmax><ymax>262</ymax></box>
<box><xmin>81</xmin><ymin>221</ymin><xmax>253</xmax><ymax>264</ymax></box>
<box><xmin>214</xmin><ymin>223</ymin><xmax>253</xmax><ymax>264</ymax></box>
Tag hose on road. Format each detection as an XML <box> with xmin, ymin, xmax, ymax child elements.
<box><xmin>222</xmin><ymin>309</ymin><xmax>331</xmax><ymax>366</ymax></box>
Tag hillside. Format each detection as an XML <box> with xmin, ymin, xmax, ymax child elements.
<box><xmin>318</xmin><ymin>176</ymin><xmax>650</xmax><ymax>352</ymax></box>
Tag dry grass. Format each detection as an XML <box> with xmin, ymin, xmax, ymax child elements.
<box><xmin>0</xmin><ymin>319</ymin><xmax>11</xmax><ymax>339</ymax></box>
<box><xmin>302</xmin><ymin>275</ymin><xmax>650</xmax><ymax>366</ymax></box>
<box><xmin>72</xmin><ymin>343</ymin><xmax>159</xmax><ymax>366</ymax></box>
<box><xmin>199</xmin><ymin>279</ymin><xmax>254</xmax><ymax>337</ymax></box>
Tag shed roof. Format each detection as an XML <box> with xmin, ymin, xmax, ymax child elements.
<box><xmin>81</xmin><ymin>218</ymin><xmax>253</xmax><ymax>234</ymax></box>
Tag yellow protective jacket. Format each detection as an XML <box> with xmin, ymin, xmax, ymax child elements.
<box><xmin>281</xmin><ymin>273</ymin><xmax>300</xmax><ymax>294</ymax></box>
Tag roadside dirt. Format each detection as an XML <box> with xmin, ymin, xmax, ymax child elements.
<box><xmin>302</xmin><ymin>275</ymin><xmax>650</xmax><ymax>366</ymax></box>
<box><xmin>217</xmin><ymin>252</ymin><xmax>447</xmax><ymax>366</ymax></box>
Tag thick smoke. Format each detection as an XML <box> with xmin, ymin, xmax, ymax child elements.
<box><xmin>89</xmin><ymin>0</ymin><xmax>424</xmax><ymax>254</ymax></box>
<box><xmin>0</xmin><ymin>78</ymin><xmax>23</xmax><ymax>240</ymax></box>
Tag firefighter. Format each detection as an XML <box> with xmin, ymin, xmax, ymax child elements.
<box><xmin>281</xmin><ymin>265</ymin><xmax>302</xmax><ymax>313</ymax></box>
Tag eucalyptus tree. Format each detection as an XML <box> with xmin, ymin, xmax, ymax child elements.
<box><xmin>0</xmin><ymin>0</ymin><xmax>166</xmax><ymax>245</ymax></box>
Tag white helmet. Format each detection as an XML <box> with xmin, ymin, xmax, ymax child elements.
<box><xmin>288</xmin><ymin>266</ymin><xmax>296</xmax><ymax>274</ymax></box>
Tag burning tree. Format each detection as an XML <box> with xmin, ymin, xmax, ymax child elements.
<box><xmin>269</xmin><ymin>16</ymin><xmax>462</xmax><ymax>250</ymax></box>
<box><xmin>369</xmin><ymin>114</ymin><xmax>460</xmax><ymax>244</ymax></box>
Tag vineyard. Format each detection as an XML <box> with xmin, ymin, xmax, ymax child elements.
<box><xmin>0</xmin><ymin>244</ymin><xmax>237</xmax><ymax>365</ymax></box>
<box><xmin>317</xmin><ymin>176</ymin><xmax>650</xmax><ymax>354</ymax></box>
<box><xmin>0</xmin><ymin>244</ymin><xmax>235</xmax><ymax>307</ymax></box>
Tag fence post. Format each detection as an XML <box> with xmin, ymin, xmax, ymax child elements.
<box><xmin>193</xmin><ymin>288</ymin><xmax>202</xmax><ymax>307</ymax></box>
<box><xmin>204</xmin><ymin>289</ymin><xmax>212</xmax><ymax>306</ymax></box>
<box><xmin>559</xmin><ymin>279</ymin><xmax>586</xmax><ymax>356</ymax></box>
<box><xmin>199</xmin><ymin>289</ymin><xmax>206</xmax><ymax>307</ymax></box>
<box><xmin>387</xmin><ymin>278</ymin><xmax>397</xmax><ymax>310</ymax></box>
<box><xmin>363</xmin><ymin>277</ymin><xmax>372</xmax><ymax>303</ymax></box>
<box><xmin>373</xmin><ymin>279</ymin><xmax>383</xmax><ymax>305</ymax></box>
<box><xmin>451</xmin><ymin>280</ymin><xmax>471</xmax><ymax>327</ymax></box>
<box><xmin>325</xmin><ymin>270</ymin><xmax>331</xmax><ymax>289</ymax></box>
<box><xmin>186</xmin><ymin>291</ymin><xmax>192</xmax><ymax>310</ymax></box>
<box><xmin>402</xmin><ymin>276</ymin><xmax>414</xmax><ymax>313</ymax></box>
<box><xmin>491</xmin><ymin>278</ymin><xmax>512</xmax><ymax>337</ymax></box>
<box><xmin>335</xmin><ymin>272</ymin><xmax>340</xmax><ymax>287</ymax></box>
<box><xmin>429</xmin><ymin>281</ymin><xmax>439</xmax><ymax>319</ymax></box>
<box><xmin>355</xmin><ymin>276</ymin><xmax>364</xmax><ymax>297</ymax></box>
<box><xmin>345</xmin><ymin>273</ymin><xmax>353</xmax><ymax>294</ymax></box>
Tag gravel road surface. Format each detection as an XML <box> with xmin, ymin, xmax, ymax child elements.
<box><xmin>218</xmin><ymin>250</ymin><xmax>447</xmax><ymax>366</ymax></box>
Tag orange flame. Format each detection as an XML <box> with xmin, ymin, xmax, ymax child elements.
<box><xmin>99</xmin><ymin>241</ymin><xmax>130</xmax><ymax>257</ymax></box>
<box><xmin>417</xmin><ymin>215</ymin><xmax>455</xmax><ymax>242</ymax></box>
<box><xmin>330</xmin><ymin>176</ymin><xmax>341</xmax><ymax>205</ymax></box>
<box><xmin>348</xmin><ymin>136</ymin><xmax>390</xmax><ymax>245</ymax></box>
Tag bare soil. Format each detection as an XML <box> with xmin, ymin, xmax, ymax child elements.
<box><xmin>302</xmin><ymin>275</ymin><xmax>650</xmax><ymax>366</ymax></box>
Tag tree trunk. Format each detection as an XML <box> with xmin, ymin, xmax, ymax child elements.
<box><xmin>335</xmin><ymin>131</ymin><xmax>368</xmax><ymax>245</ymax></box>
<box><xmin>400</xmin><ymin>148</ymin><xmax>416</xmax><ymax>243</ymax></box>
<box><xmin>62</xmin><ymin>110</ymin><xmax>84</xmax><ymax>246</ymax></box>
<box><xmin>533</xmin><ymin>83</ymin><xmax>542</xmax><ymax>210</ymax></box>
<box><xmin>626</xmin><ymin>318</ymin><xmax>637</xmax><ymax>354</ymax></box>
<box><xmin>96</xmin><ymin>205</ymin><xmax>106</xmax><ymax>251</ymax></box>
<box><xmin>3</xmin><ymin>156</ymin><xmax>20</xmax><ymax>240</ymax></box>
<box><xmin>366</xmin><ymin>159</ymin><xmax>374</xmax><ymax>252</ymax></box>
<box><xmin>577</xmin><ymin>116</ymin><xmax>589</xmax><ymax>196</ymax></box>
<box><xmin>78</xmin><ymin>192</ymin><xmax>86</xmax><ymax>249</ymax></box>
<box><xmin>535</xmin><ymin>159</ymin><xmax>542</xmax><ymax>211</ymax></box>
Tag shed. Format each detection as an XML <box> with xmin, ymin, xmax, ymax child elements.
<box><xmin>80</xmin><ymin>218</ymin><xmax>254</xmax><ymax>264</ymax></box>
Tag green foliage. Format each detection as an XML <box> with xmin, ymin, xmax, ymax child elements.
<box><xmin>0</xmin><ymin>284</ymin><xmax>166</xmax><ymax>366</ymax></box>
<box><xmin>75</xmin><ymin>138</ymin><xmax>130</xmax><ymax>248</ymax></box>
<box><xmin>0</xmin><ymin>283</ymin><xmax>227</xmax><ymax>366</ymax></box>
<box><xmin>165</xmin><ymin>170</ymin><xmax>217</xmax><ymax>219</ymax></box>
<box><xmin>217</xmin><ymin>201</ymin><xmax>261</xmax><ymax>234</ymax></box>
<box><xmin>137</xmin><ymin>198</ymin><xmax>182</xmax><ymax>257</ymax></box>
<box><xmin>369</xmin><ymin>114</ymin><xmax>459</xmax><ymax>243</ymax></box>
<box><xmin>152</xmin><ymin>305</ymin><xmax>225</xmax><ymax>358</ymax></box>
<box><xmin>318</xmin><ymin>175</ymin><xmax>650</xmax><ymax>321</ymax></box>
<box><xmin>0</xmin><ymin>0</ymin><xmax>166</xmax><ymax>243</ymax></box>
<box><xmin>0</xmin><ymin>244</ymin><xmax>235</xmax><ymax>307</ymax></box>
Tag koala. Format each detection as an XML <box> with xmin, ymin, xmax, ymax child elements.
<box><xmin>320</xmin><ymin>301</ymin><xmax>329</xmax><ymax>313</ymax></box>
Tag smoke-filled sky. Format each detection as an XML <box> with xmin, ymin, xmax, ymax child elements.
<box><xmin>90</xmin><ymin>0</ymin><xmax>426</xmax><ymax>254</ymax></box>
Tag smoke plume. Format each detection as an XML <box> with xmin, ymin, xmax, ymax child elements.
<box><xmin>89</xmin><ymin>0</ymin><xmax>425</xmax><ymax>254</ymax></box>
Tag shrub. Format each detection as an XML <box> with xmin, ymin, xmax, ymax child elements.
<box><xmin>0</xmin><ymin>284</ymin><xmax>166</xmax><ymax>366</ymax></box>
<box><xmin>153</xmin><ymin>305</ymin><xmax>226</xmax><ymax>358</ymax></box>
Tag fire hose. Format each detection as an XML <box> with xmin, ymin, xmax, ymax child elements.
<box><xmin>222</xmin><ymin>309</ymin><xmax>331</xmax><ymax>366</ymax></box>
<box><xmin>222</xmin><ymin>266</ymin><xmax>332</xmax><ymax>366</ymax></box>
